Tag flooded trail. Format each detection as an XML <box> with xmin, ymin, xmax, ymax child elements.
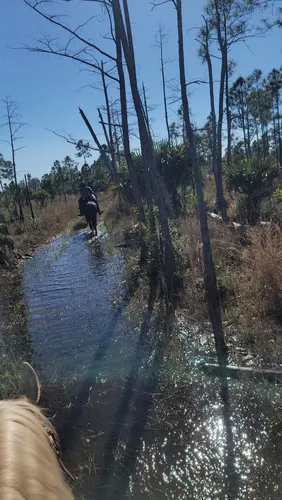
<box><xmin>22</xmin><ymin>227</ymin><xmax>282</xmax><ymax>499</ymax></box>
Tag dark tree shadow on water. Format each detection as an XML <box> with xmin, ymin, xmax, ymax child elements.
<box><xmin>95</xmin><ymin>273</ymin><xmax>171</xmax><ymax>500</ymax></box>
<box><xmin>105</xmin><ymin>356</ymin><xmax>161</xmax><ymax>500</ymax></box>
<box><xmin>60</xmin><ymin>292</ymin><xmax>130</xmax><ymax>455</ymax></box>
<box><xmin>60</xmin><ymin>266</ymin><xmax>159</xmax><ymax>458</ymax></box>
<box><xmin>220</xmin><ymin>375</ymin><xmax>240</xmax><ymax>499</ymax></box>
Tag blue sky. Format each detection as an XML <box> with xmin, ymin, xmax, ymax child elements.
<box><xmin>1</xmin><ymin>0</ymin><xmax>281</xmax><ymax>180</ymax></box>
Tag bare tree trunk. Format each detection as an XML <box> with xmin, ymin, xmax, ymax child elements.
<box><xmin>121</xmin><ymin>0</ymin><xmax>175</xmax><ymax>227</ymax></box>
<box><xmin>113</xmin><ymin>111</ymin><xmax>122</xmax><ymax>166</ymax></box>
<box><xmin>217</xmin><ymin>49</ymin><xmax>228</xmax><ymax>218</ymax></box>
<box><xmin>142</xmin><ymin>83</ymin><xmax>150</xmax><ymax>133</ymax></box>
<box><xmin>240</xmin><ymin>102</ymin><xmax>248</xmax><ymax>159</ymax></box>
<box><xmin>115</xmin><ymin>0</ymin><xmax>155</xmax><ymax>222</ymax></box>
<box><xmin>24</xmin><ymin>174</ymin><xmax>35</xmax><ymax>220</ymax></box>
<box><xmin>203</xmin><ymin>20</ymin><xmax>217</xmax><ymax>181</ymax></box>
<box><xmin>255</xmin><ymin>117</ymin><xmax>260</xmax><ymax>160</ymax></box>
<box><xmin>225</xmin><ymin>60</ymin><xmax>232</xmax><ymax>165</ymax></box>
<box><xmin>7</xmin><ymin>112</ymin><xmax>24</xmax><ymax>221</ymax></box>
<box><xmin>101</xmin><ymin>62</ymin><xmax>117</xmax><ymax>174</ymax></box>
<box><xmin>246</xmin><ymin>109</ymin><xmax>252</xmax><ymax>159</ymax></box>
<box><xmin>265</xmin><ymin>126</ymin><xmax>270</xmax><ymax>156</ymax></box>
<box><xmin>276</xmin><ymin>96</ymin><xmax>282</xmax><ymax>165</ymax></box>
<box><xmin>214</xmin><ymin>0</ymin><xmax>227</xmax><ymax>219</ymax></box>
<box><xmin>115</xmin><ymin>22</ymin><xmax>145</xmax><ymax>223</ymax></box>
<box><xmin>175</xmin><ymin>0</ymin><xmax>227</xmax><ymax>361</ymax></box>
<box><xmin>272</xmin><ymin>100</ymin><xmax>278</xmax><ymax>162</ymax></box>
<box><xmin>98</xmin><ymin>108</ymin><xmax>111</xmax><ymax>151</ymax></box>
<box><xmin>158</xmin><ymin>27</ymin><xmax>171</xmax><ymax>144</ymax></box>
<box><xmin>79</xmin><ymin>107</ymin><xmax>117</xmax><ymax>181</ymax></box>
<box><xmin>114</xmin><ymin>0</ymin><xmax>176</xmax><ymax>296</ymax></box>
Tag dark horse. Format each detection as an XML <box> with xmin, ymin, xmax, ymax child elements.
<box><xmin>82</xmin><ymin>201</ymin><xmax>98</xmax><ymax>236</ymax></box>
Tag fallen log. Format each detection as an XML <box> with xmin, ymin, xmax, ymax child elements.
<box><xmin>202</xmin><ymin>362</ymin><xmax>282</xmax><ymax>384</ymax></box>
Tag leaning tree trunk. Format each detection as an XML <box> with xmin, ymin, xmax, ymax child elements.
<box><xmin>142</xmin><ymin>83</ymin><xmax>151</xmax><ymax>133</ymax></box>
<box><xmin>113</xmin><ymin>0</ymin><xmax>176</xmax><ymax>297</ymax></box>
<box><xmin>101</xmin><ymin>62</ymin><xmax>118</xmax><ymax>174</ymax></box>
<box><xmin>176</xmin><ymin>0</ymin><xmax>227</xmax><ymax>361</ymax></box>
<box><xmin>98</xmin><ymin>108</ymin><xmax>111</xmax><ymax>152</ymax></box>
<box><xmin>79</xmin><ymin>107</ymin><xmax>118</xmax><ymax>182</ymax></box>
<box><xmin>115</xmin><ymin>22</ymin><xmax>145</xmax><ymax>224</ymax></box>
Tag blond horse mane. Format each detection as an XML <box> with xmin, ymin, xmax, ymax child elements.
<box><xmin>0</xmin><ymin>398</ymin><xmax>74</xmax><ymax>500</ymax></box>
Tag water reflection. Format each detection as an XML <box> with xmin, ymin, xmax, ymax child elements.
<box><xmin>22</xmin><ymin>229</ymin><xmax>282</xmax><ymax>499</ymax></box>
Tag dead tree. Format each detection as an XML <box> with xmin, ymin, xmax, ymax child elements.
<box><xmin>114</xmin><ymin>14</ymin><xmax>145</xmax><ymax>223</ymax></box>
<box><xmin>23</xmin><ymin>0</ymin><xmax>146</xmax><ymax>222</ymax></box>
<box><xmin>22</xmin><ymin>0</ymin><xmax>118</xmax><ymax>82</ymax></box>
<box><xmin>79</xmin><ymin>107</ymin><xmax>117</xmax><ymax>181</ymax></box>
<box><xmin>201</xmin><ymin>0</ymin><xmax>262</xmax><ymax>216</ymax></box>
<box><xmin>213</xmin><ymin>0</ymin><xmax>228</xmax><ymax>218</ymax></box>
<box><xmin>156</xmin><ymin>26</ymin><xmax>171</xmax><ymax>145</ymax></box>
<box><xmin>2</xmin><ymin>97</ymin><xmax>25</xmax><ymax>221</ymax></box>
<box><xmin>113</xmin><ymin>0</ymin><xmax>176</xmax><ymax>297</ymax></box>
<box><xmin>142</xmin><ymin>83</ymin><xmax>150</xmax><ymax>132</ymax></box>
<box><xmin>177</xmin><ymin>0</ymin><xmax>227</xmax><ymax>360</ymax></box>
<box><xmin>111</xmin><ymin>107</ymin><xmax>122</xmax><ymax>166</ymax></box>
<box><xmin>101</xmin><ymin>62</ymin><xmax>118</xmax><ymax>174</ymax></box>
<box><xmin>98</xmin><ymin>108</ymin><xmax>111</xmax><ymax>152</ymax></box>
<box><xmin>24</xmin><ymin>174</ymin><xmax>35</xmax><ymax>220</ymax></box>
<box><xmin>154</xmin><ymin>0</ymin><xmax>227</xmax><ymax>360</ymax></box>
<box><xmin>197</xmin><ymin>18</ymin><xmax>217</xmax><ymax>185</ymax></box>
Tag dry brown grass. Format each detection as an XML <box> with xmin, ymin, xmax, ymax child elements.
<box><xmin>230</xmin><ymin>224</ymin><xmax>282</xmax><ymax>363</ymax></box>
<box><xmin>178</xmin><ymin>216</ymin><xmax>241</xmax><ymax>319</ymax></box>
<box><xmin>7</xmin><ymin>195</ymin><xmax>79</xmax><ymax>256</ymax></box>
<box><xmin>178</xmin><ymin>215</ymin><xmax>282</xmax><ymax>364</ymax></box>
<box><xmin>238</xmin><ymin>224</ymin><xmax>282</xmax><ymax>322</ymax></box>
<box><xmin>100</xmin><ymin>188</ymin><xmax>136</xmax><ymax>242</ymax></box>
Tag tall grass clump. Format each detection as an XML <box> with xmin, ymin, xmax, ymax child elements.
<box><xmin>238</xmin><ymin>224</ymin><xmax>282</xmax><ymax>323</ymax></box>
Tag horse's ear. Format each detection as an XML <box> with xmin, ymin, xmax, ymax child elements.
<box><xmin>19</xmin><ymin>362</ymin><xmax>41</xmax><ymax>404</ymax></box>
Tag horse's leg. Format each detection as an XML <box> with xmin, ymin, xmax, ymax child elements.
<box><xmin>94</xmin><ymin>209</ymin><xmax>97</xmax><ymax>236</ymax></box>
<box><xmin>86</xmin><ymin>216</ymin><xmax>93</xmax><ymax>233</ymax></box>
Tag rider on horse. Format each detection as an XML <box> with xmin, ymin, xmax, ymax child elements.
<box><xmin>78</xmin><ymin>183</ymin><xmax>103</xmax><ymax>216</ymax></box>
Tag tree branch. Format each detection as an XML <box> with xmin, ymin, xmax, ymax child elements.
<box><xmin>151</xmin><ymin>0</ymin><xmax>176</xmax><ymax>9</ymax></box>
<box><xmin>47</xmin><ymin>128</ymin><xmax>101</xmax><ymax>152</ymax></box>
<box><xmin>23</xmin><ymin>38</ymin><xmax>119</xmax><ymax>82</ymax></box>
<box><xmin>186</xmin><ymin>79</ymin><xmax>209</xmax><ymax>86</ymax></box>
<box><xmin>22</xmin><ymin>0</ymin><xmax>116</xmax><ymax>61</ymax></box>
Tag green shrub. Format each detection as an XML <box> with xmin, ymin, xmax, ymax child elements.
<box><xmin>273</xmin><ymin>188</ymin><xmax>282</xmax><ymax>204</ymax></box>
<box><xmin>225</xmin><ymin>156</ymin><xmax>279</xmax><ymax>224</ymax></box>
<box><xmin>186</xmin><ymin>193</ymin><xmax>198</xmax><ymax>214</ymax></box>
<box><xmin>32</xmin><ymin>189</ymin><xmax>51</xmax><ymax>208</ymax></box>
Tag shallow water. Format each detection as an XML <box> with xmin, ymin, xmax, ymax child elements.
<box><xmin>22</xmin><ymin>227</ymin><xmax>282</xmax><ymax>499</ymax></box>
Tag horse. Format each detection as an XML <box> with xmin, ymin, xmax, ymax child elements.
<box><xmin>83</xmin><ymin>201</ymin><xmax>98</xmax><ymax>236</ymax></box>
<box><xmin>0</xmin><ymin>363</ymin><xmax>74</xmax><ymax>500</ymax></box>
